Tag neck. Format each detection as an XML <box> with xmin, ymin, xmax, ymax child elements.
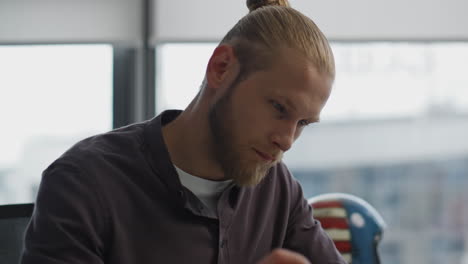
<box><xmin>162</xmin><ymin>101</ymin><xmax>225</xmax><ymax>181</ymax></box>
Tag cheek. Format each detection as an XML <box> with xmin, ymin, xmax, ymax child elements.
<box><xmin>294</xmin><ymin>127</ymin><xmax>304</xmax><ymax>140</ymax></box>
<box><xmin>234</xmin><ymin>109</ymin><xmax>269</xmax><ymax>141</ymax></box>
<box><xmin>230</xmin><ymin>92</ymin><xmax>273</xmax><ymax>140</ymax></box>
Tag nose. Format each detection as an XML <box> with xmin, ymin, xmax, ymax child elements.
<box><xmin>271</xmin><ymin>122</ymin><xmax>297</xmax><ymax>152</ymax></box>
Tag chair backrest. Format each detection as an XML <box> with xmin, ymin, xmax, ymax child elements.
<box><xmin>0</xmin><ymin>203</ymin><xmax>34</xmax><ymax>264</ymax></box>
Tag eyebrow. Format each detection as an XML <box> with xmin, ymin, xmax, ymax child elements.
<box><xmin>279</xmin><ymin>96</ymin><xmax>321</xmax><ymax>123</ymax></box>
<box><xmin>282</xmin><ymin>96</ymin><xmax>297</xmax><ymax>112</ymax></box>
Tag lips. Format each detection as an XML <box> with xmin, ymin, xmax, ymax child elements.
<box><xmin>254</xmin><ymin>148</ymin><xmax>275</xmax><ymax>162</ymax></box>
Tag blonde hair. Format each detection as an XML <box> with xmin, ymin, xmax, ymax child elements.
<box><xmin>220</xmin><ymin>0</ymin><xmax>335</xmax><ymax>81</ymax></box>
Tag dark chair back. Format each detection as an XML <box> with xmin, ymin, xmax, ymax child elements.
<box><xmin>0</xmin><ymin>203</ymin><xmax>34</xmax><ymax>264</ymax></box>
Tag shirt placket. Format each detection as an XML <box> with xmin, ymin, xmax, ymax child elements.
<box><xmin>217</xmin><ymin>187</ymin><xmax>236</xmax><ymax>264</ymax></box>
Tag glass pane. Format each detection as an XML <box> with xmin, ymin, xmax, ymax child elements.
<box><xmin>156</xmin><ymin>43</ymin><xmax>215</xmax><ymax>112</ymax></box>
<box><xmin>0</xmin><ymin>44</ymin><xmax>113</xmax><ymax>204</ymax></box>
<box><xmin>326</xmin><ymin>42</ymin><xmax>468</xmax><ymax>120</ymax></box>
<box><xmin>156</xmin><ymin>42</ymin><xmax>468</xmax><ymax>119</ymax></box>
<box><xmin>156</xmin><ymin>42</ymin><xmax>468</xmax><ymax>264</ymax></box>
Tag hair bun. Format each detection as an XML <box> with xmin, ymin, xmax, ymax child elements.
<box><xmin>246</xmin><ymin>0</ymin><xmax>290</xmax><ymax>12</ymax></box>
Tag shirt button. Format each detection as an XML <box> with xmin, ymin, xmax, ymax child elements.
<box><xmin>178</xmin><ymin>190</ymin><xmax>184</xmax><ymax>197</ymax></box>
<box><xmin>220</xmin><ymin>239</ymin><xmax>226</xmax><ymax>248</ymax></box>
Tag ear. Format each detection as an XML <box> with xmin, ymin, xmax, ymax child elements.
<box><xmin>205</xmin><ymin>45</ymin><xmax>238</xmax><ymax>90</ymax></box>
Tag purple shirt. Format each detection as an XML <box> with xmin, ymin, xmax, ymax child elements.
<box><xmin>21</xmin><ymin>110</ymin><xmax>345</xmax><ymax>264</ymax></box>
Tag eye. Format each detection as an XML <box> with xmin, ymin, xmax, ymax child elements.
<box><xmin>271</xmin><ymin>100</ymin><xmax>286</xmax><ymax>114</ymax></box>
<box><xmin>298</xmin><ymin>120</ymin><xmax>310</xmax><ymax>127</ymax></box>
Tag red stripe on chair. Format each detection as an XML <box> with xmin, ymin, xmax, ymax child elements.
<box><xmin>315</xmin><ymin>217</ymin><xmax>349</xmax><ymax>229</ymax></box>
<box><xmin>311</xmin><ymin>200</ymin><xmax>343</xmax><ymax>209</ymax></box>
<box><xmin>334</xmin><ymin>241</ymin><xmax>352</xmax><ymax>253</ymax></box>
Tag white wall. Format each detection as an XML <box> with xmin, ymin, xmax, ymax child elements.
<box><xmin>1</xmin><ymin>0</ymin><xmax>467</xmax><ymax>44</ymax></box>
<box><xmin>154</xmin><ymin>0</ymin><xmax>468</xmax><ymax>43</ymax></box>
<box><xmin>0</xmin><ymin>0</ymin><xmax>142</xmax><ymax>45</ymax></box>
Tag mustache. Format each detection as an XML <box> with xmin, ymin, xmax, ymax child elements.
<box><xmin>255</xmin><ymin>147</ymin><xmax>283</xmax><ymax>161</ymax></box>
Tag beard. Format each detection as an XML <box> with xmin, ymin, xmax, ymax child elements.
<box><xmin>208</xmin><ymin>85</ymin><xmax>274</xmax><ymax>187</ymax></box>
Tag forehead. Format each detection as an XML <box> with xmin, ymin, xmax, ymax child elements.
<box><xmin>250</xmin><ymin>52</ymin><xmax>332</xmax><ymax>114</ymax></box>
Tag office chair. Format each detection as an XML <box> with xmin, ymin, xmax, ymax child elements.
<box><xmin>0</xmin><ymin>203</ymin><xmax>34</xmax><ymax>264</ymax></box>
<box><xmin>309</xmin><ymin>193</ymin><xmax>386</xmax><ymax>264</ymax></box>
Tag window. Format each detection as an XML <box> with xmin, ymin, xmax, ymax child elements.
<box><xmin>156</xmin><ymin>42</ymin><xmax>468</xmax><ymax>119</ymax></box>
<box><xmin>156</xmin><ymin>42</ymin><xmax>468</xmax><ymax>264</ymax></box>
<box><xmin>156</xmin><ymin>43</ymin><xmax>214</xmax><ymax>112</ymax></box>
<box><xmin>0</xmin><ymin>44</ymin><xmax>113</xmax><ymax>204</ymax></box>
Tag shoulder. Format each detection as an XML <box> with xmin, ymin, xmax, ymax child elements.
<box><xmin>263</xmin><ymin>162</ymin><xmax>308</xmax><ymax>215</ymax></box>
<box><xmin>54</xmin><ymin>121</ymin><xmax>147</xmax><ymax>170</ymax></box>
<box><xmin>37</xmin><ymin>122</ymin><xmax>150</xmax><ymax>213</ymax></box>
<box><xmin>261</xmin><ymin>161</ymin><xmax>300</xmax><ymax>193</ymax></box>
<box><xmin>247</xmin><ymin>162</ymin><xmax>302</xmax><ymax>210</ymax></box>
<box><xmin>71</xmin><ymin>122</ymin><xmax>147</xmax><ymax>157</ymax></box>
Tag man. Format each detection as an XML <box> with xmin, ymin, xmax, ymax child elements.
<box><xmin>22</xmin><ymin>1</ymin><xmax>345</xmax><ymax>263</ymax></box>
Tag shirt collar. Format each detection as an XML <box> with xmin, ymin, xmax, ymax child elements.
<box><xmin>143</xmin><ymin>110</ymin><xmax>184</xmax><ymax>201</ymax></box>
<box><xmin>143</xmin><ymin>109</ymin><xmax>242</xmax><ymax>211</ymax></box>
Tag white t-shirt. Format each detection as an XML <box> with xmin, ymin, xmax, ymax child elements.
<box><xmin>175</xmin><ymin>166</ymin><xmax>232</xmax><ymax>218</ymax></box>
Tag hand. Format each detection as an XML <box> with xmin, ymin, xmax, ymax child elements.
<box><xmin>257</xmin><ymin>249</ymin><xmax>311</xmax><ymax>264</ymax></box>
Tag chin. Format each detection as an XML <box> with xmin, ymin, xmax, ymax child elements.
<box><xmin>231</xmin><ymin>162</ymin><xmax>273</xmax><ymax>187</ymax></box>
